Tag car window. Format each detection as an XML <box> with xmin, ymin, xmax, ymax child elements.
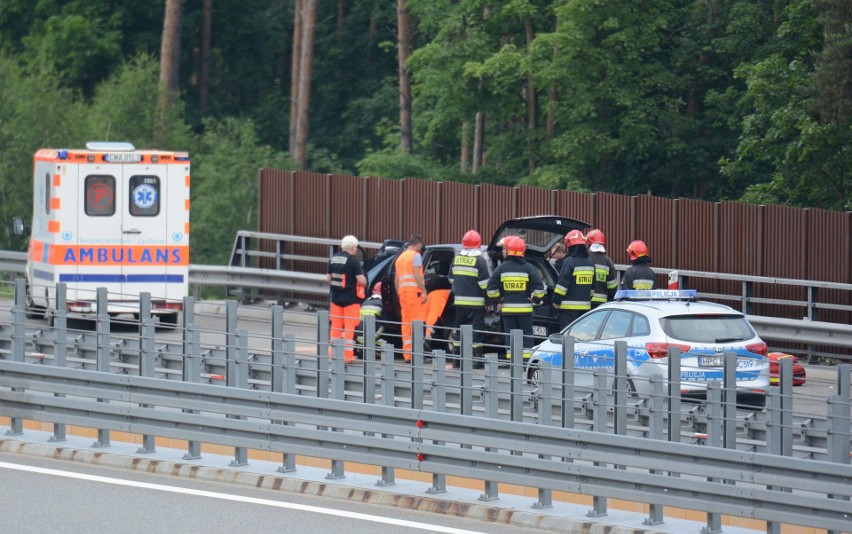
<box><xmin>566</xmin><ymin>310</ymin><xmax>607</xmax><ymax>341</ymax></box>
<box><xmin>630</xmin><ymin>313</ymin><xmax>651</xmax><ymax>336</ymax></box>
<box><xmin>660</xmin><ymin>314</ymin><xmax>754</xmax><ymax>343</ymax></box>
<box><xmin>600</xmin><ymin>310</ymin><xmax>633</xmax><ymax>339</ymax></box>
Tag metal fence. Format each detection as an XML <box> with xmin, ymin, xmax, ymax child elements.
<box><xmin>258</xmin><ymin>170</ymin><xmax>852</xmax><ymax>326</ymax></box>
<box><xmin>1</xmin><ymin>280</ymin><xmax>851</xmax><ymax>533</ymax></box>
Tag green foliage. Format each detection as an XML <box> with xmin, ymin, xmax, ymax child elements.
<box><xmin>190</xmin><ymin>118</ymin><xmax>294</xmax><ymax>265</ymax></box>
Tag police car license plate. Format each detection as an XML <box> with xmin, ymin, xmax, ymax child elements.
<box><xmin>698</xmin><ymin>356</ymin><xmax>724</xmax><ymax>367</ymax></box>
<box><xmin>533</xmin><ymin>325</ymin><xmax>547</xmax><ymax>337</ymax></box>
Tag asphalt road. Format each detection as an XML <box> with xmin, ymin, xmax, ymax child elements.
<box><xmin>0</xmin><ymin>452</ymin><xmax>546</xmax><ymax>534</ymax></box>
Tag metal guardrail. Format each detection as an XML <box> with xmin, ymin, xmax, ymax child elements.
<box><xmin>0</xmin><ymin>251</ymin><xmax>26</xmax><ymax>274</ymax></box>
<box><xmin>1</xmin><ymin>359</ymin><xmax>851</xmax><ymax>532</ymax></box>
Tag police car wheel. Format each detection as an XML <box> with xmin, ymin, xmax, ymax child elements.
<box><xmin>526</xmin><ymin>364</ymin><xmax>540</xmax><ymax>386</ymax></box>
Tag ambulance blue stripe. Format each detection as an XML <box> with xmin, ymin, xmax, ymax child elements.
<box><xmin>58</xmin><ymin>274</ymin><xmax>185</xmax><ymax>283</ymax></box>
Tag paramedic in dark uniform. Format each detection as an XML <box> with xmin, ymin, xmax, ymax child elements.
<box><xmin>327</xmin><ymin>235</ymin><xmax>366</xmax><ymax>363</ymax></box>
<box><xmin>486</xmin><ymin>236</ymin><xmax>545</xmax><ymax>360</ymax></box>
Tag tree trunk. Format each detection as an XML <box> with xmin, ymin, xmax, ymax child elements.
<box><xmin>159</xmin><ymin>0</ymin><xmax>184</xmax><ymax>120</ymax></box>
<box><xmin>367</xmin><ymin>16</ymin><xmax>378</xmax><ymax>69</ymax></box>
<box><xmin>460</xmin><ymin>121</ymin><xmax>470</xmax><ymax>174</ymax></box>
<box><xmin>198</xmin><ymin>0</ymin><xmax>212</xmax><ymax>114</ymax></box>
<box><xmin>472</xmin><ymin>112</ymin><xmax>485</xmax><ymax>173</ymax></box>
<box><xmin>294</xmin><ymin>0</ymin><xmax>317</xmax><ymax>170</ymax></box>
<box><xmin>397</xmin><ymin>0</ymin><xmax>413</xmax><ymax>154</ymax></box>
<box><xmin>289</xmin><ymin>0</ymin><xmax>304</xmax><ymax>157</ymax></box>
<box><xmin>525</xmin><ymin>17</ymin><xmax>536</xmax><ymax>175</ymax></box>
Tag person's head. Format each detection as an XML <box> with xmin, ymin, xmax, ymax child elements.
<box><xmin>627</xmin><ymin>240</ymin><xmax>650</xmax><ymax>262</ymax></box>
<box><xmin>408</xmin><ymin>233</ymin><xmax>424</xmax><ymax>252</ymax></box>
<box><xmin>586</xmin><ymin>229</ymin><xmax>607</xmax><ymax>253</ymax></box>
<box><xmin>340</xmin><ymin>235</ymin><xmax>359</xmax><ymax>254</ymax></box>
<box><xmin>550</xmin><ymin>243</ymin><xmax>567</xmax><ymax>259</ymax></box>
<box><xmin>505</xmin><ymin>236</ymin><xmax>526</xmax><ymax>258</ymax></box>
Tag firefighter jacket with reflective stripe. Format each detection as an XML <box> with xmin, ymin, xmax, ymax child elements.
<box><xmin>486</xmin><ymin>258</ymin><xmax>545</xmax><ymax>314</ymax></box>
<box><xmin>552</xmin><ymin>255</ymin><xmax>595</xmax><ymax>311</ymax></box>
<box><xmin>359</xmin><ymin>294</ymin><xmax>383</xmax><ymax>318</ymax></box>
<box><xmin>328</xmin><ymin>251</ymin><xmax>363</xmax><ymax>306</ymax></box>
<box><xmin>449</xmin><ymin>252</ymin><xmax>489</xmax><ymax>307</ymax></box>
<box><xmin>622</xmin><ymin>260</ymin><xmax>656</xmax><ymax>290</ymax></box>
<box><xmin>394</xmin><ymin>249</ymin><xmax>423</xmax><ymax>293</ymax></box>
<box><xmin>588</xmin><ymin>250</ymin><xmax>618</xmax><ymax>303</ymax></box>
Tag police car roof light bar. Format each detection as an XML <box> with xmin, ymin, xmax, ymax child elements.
<box><xmin>615</xmin><ymin>289</ymin><xmax>699</xmax><ymax>301</ymax></box>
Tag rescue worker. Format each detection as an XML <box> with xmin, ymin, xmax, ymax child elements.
<box><xmin>450</xmin><ymin>230</ymin><xmax>489</xmax><ymax>369</ymax></box>
<box><xmin>327</xmin><ymin>235</ymin><xmax>367</xmax><ymax>363</ymax></box>
<box><xmin>586</xmin><ymin>229</ymin><xmax>618</xmax><ymax>308</ymax></box>
<box><xmin>355</xmin><ymin>281</ymin><xmax>386</xmax><ymax>350</ymax></box>
<box><xmin>486</xmin><ymin>236</ymin><xmax>545</xmax><ymax>360</ymax></box>
<box><xmin>552</xmin><ymin>230</ymin><xmax>595</xmax><ymax>330</ymax></box>
<box><xmin>394</xmin><ymin>233</ymin><xmax>428</xmax><ymax>361</ymax></box>
<box><xmin>622</xmin><ymin>240</ymin><xmax>657</xmax><ymax>290</ymax></box>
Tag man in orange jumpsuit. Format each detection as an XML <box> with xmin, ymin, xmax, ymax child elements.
<box><xmin>327</xmin><ymin>235</ymin><xmax>367</xmax><ymax>363</ymax></box>
<box><xmin>394</xmin><ymin>233</ymin><xmax>428</xmax><ymax>361</ymax></box>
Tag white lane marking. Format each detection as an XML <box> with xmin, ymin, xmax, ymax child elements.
<box><xmin>0</xmin><ymin>461</ymin><xmax>484</xmax><ymax>534</ymax></box>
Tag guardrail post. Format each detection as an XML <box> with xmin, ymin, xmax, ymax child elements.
<box><xmin>327</xmin><ymin>343</ymin><xmax>346</xmax><ymax>480</ymax></box>
<box><xmin>588</xmin><ymin>369</ymin><xmax>608</xmax><ymax>517</ymax></box>
<box><xmin>227</xmin><ymin>329</ymin><xmax>249</xmax><ymax>467</ymax></box>
<box><xmin>703</xmin><ymin>381</ymin><xmax>723</xmax><ymax>534</ymax></box>
<box><xmin>426</xmin><ymin>350</ymin><xmax>447</xmax><ymax>495</ymax></box>
<box><xmin>765</xmin><ymin>389</ymin><xmax>782</xmax><ymax>534</ymax></box>
<box><xmin>644</xmin><ymin>376</ymin><xmax>665</xmax><ymax>526</ymax></box>
<box><xmin>317</xmin><ymin>309</ymin><xmax>330</xmax><ymax>361</ymax></box>
<box><xmin>723</xmin><ymin>351</ymin><xmax>737</xmax><ymax>449</ymax></box>
<box><xmin>181</xmin><ymin>296</ymin><xmax>202</xmax><ymax>460</ymax></box>
<box><xmin>806</xmin><ymin>287</ymin><xmax>819</xmax><ymax>362</ymax></box>
<box><xmin>5</xmin><ymin>278</ymin><xmax>26</xmax><ymax>437</ymax></box>
<box><xmin>271</xmin><ymin>305</ymin><xmax>284</xmax><ymax>391</ymax></box>
<box><xmin>613</xmin><ymin>340</ymin><xmax>627</xmax><ymax>436</ymax></box>
<box><xmin>49</xmin><ymin>282</ymin><xmax>67</xmax><ymax>442</ymax></box>
<box><xmin>510</xmin><ymin>329</ymin><xmax>523</xmax><ymax>423</ymax></box>
<box><xmin>779</xmin><ymin>357</ymin><xmax>794</xmax><ymax>457</ymax></box>
<box><xmin>136</xmin><ymin>292</ymin><xmax>156</xmax><ymax>453</ymax></box>
<box><xmin>276</xmin><ymin>332</ymin><xmax>297</xmax><ymax>473</ymax></box>
<box><xmin>533</xmin><ymin>360</ymin><xmax>554</xmax><ymax>510</ymax></box>
<box><xmin>667</xmin><ymin>346</ymin><xmax>682</xmax><ymax>444</ymax></box>
<box><xmin>377</xmin><ymin>343</ymin><xmax>396</xmax><ymax>487</ymax></box>
<box><xmin>561</xmin><ymin>334</ymin><xmax>575</xmax><ymax>429</ymax></box>
<box><xmin>460</xmin><ymin>325</ymin><xmax>474</xmax><ymax>416</ymax></box>
<box><xmin>363</xmin><ymin>314</ymin><xmax>377</xmax><ymax>404</ymax></box>
<box><xmin>479</xmin><ymin>352</ymin><xmax>500</xmax><ymax>502</ymax></box>
<box><xmin>93</xmin><ymin>287</ymin><xmax>111</xmax><ymax>448</ymax></box>
<box><xmin>411</xmin><ymin>320</ymin><xmax>425</xmax><ymax>410</ymax></box>
<box><xmin>741</xmin><ymin>280</ymin><xmax>753</xmax><ymax>315</ymax></box>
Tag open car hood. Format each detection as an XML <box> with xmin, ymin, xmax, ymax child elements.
<box><xmin>487</xmin><ymin>215</ymin><xmax>590</xmax><ymax>255</ymax></box>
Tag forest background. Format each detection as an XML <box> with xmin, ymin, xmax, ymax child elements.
<box><xmin>0</xmin><ymin>0</ymin><xmax>849</xmax><ymax>265</ymax></box>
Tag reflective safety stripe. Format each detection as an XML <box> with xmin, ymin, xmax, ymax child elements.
<box><xmin>591</xmin><ymin>294</ymin><xmax>607</xmax><ymax>303</ymax></box>
<box><xmin>632</xmin><ymin>279</ymin><xmax>655</xmax><ymax>290</ymax></box>
<box><xmin>452</xmin><ymin>266</ymin><xmax>480</xmax><ymax>276</ymax></box>
<box><xmin>501</xmin><ymin>303</ymin><xmax>533</xmax><ymax>313</ymax></box>
<box><xmin>558</xmin><ymin>300</ymin><xmax>591</xmax><ymax>310</ymax></box>
<box><xmin>453</xmin><ymin>296</ymin><xmax>485</xmax><ymax>306</ymax></box>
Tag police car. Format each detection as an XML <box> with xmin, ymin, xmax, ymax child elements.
<box><xmin>526</xmin><ymin>289</ymin><xmax>770</xmax><ymax>408</ymax></box>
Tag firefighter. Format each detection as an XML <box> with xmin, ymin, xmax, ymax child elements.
<box><xmin>394</xmin><ymin>233</ymin><xmax>428</xmax><ymax>361</ymax></box>
<box><xmin>552</xmin><ymin>230</ymin><xmax>595</xmax><ymax>330</ymax></box>
<box><xmin>622</xmin><ymin>240</ymin><xmax>657</xmax><ymax>290</ymax></box>
<box><xmin>355</xmin><ymin>281</ymin><xmax>386</xmax><ymax>351</ymax></box>
<box><xmin>586</xmin><ymin>229</ymin><xmax>618</xmax><ymax>308</ymax></box>
<box><xmin>450</xmin><ymin>229</ymin><xmax>489</xmax><ymax>368</ymax></box>
<box><xmin>327</xmin><ymin>235</ymin><xmax>367</xmax><ymax>363</ymax></box>
<box><xmin>486</xmin><ymin>236</ymin><xmax>545</xmax><ymax>360</ymax></box>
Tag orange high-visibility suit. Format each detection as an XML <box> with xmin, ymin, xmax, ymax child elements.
<box><xmin>395</xmin><ymin>249</ymin><xmax>427</xmax><ymax>361</ymax></box>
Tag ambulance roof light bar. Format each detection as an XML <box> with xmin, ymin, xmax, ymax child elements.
<box><xmin>86</xmin><ymin>141</ymin><xmax>136</xmax><ymax>151</ymax></box>
<box><xmin>615</xmin><ymin>289</ymin><xmax>699</xmax><ymax>301</ymax></box>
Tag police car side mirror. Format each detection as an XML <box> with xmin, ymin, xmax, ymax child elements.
<box><xmin>548</xmin><ymin>333</ymin><xmax>564</xmax><ymax>344</ymax></box>
<box><xmin>12</xmin><ymin>216</ymin><xmax>29</xmax><ymax>236</ymax></box>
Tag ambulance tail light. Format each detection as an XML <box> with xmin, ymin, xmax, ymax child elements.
<box><xmin>153</xmin><ymin>301</ymin><xmax>183</xmax><ymax>311</ymax></box>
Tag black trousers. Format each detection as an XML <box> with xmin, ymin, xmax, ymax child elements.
<box><xmin>454</xmin><ymin>306</ymin><xmax>486</xmax><ymax>348</ymax></box>
<box><xmin>502</xmin><ymin>313</ymin><xmax>534</xmax><ymax>350</ymax></box>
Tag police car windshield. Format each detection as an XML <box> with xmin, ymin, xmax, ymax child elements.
<box><xmin>660</xmin><ymin>315</ymin><xmax>755</xmax><ymax>344</ymax></box>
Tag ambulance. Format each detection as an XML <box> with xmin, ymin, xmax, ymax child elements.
<box><xmin>16</xmin><ymin>142</ymin><xmax>190</xmax><ymax>325</ymax></box>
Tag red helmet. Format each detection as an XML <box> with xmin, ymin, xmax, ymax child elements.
<box><xmin>372</xmin><ymin>281</ymin><xmax>382</xmax><ymax>295</ymax></box>
<box><xmin>563</xmin><ymin>230</ymin><xmax>586</xmax><ymax>247</ymax></box>
<box><xmin>462</xmin><ymin>229</ymin><xmax>481</xmax><ymax>248</ymax></box>
<box><xmin>627</xmin><ymin>240</ymin><xmax>649</xmax><ymax>261</ymax></box>
<box><xmin>586</xmin><ymin>229</ymin><xmax>606</xmax><ymax>245</ymax></box>
<box><xmin>505</xmin><ymin>236</ymin><xmax>526</xmax><ymax>257</ymax></box>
